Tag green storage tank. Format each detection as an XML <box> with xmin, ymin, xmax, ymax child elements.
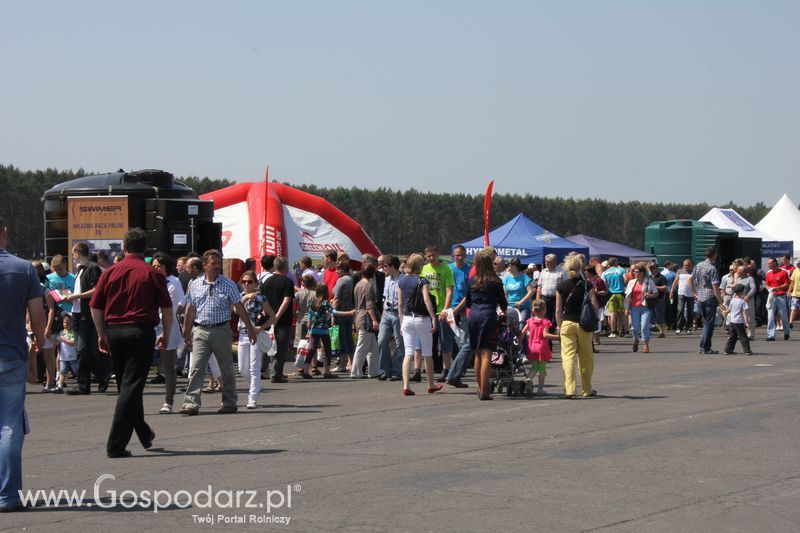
<box><xmin>645</xmin><ymin>220</ymin><xmax>738</xmax><ymax>272</ymax></box>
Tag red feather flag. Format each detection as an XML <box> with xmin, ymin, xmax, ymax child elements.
<box><xmin>483</xmin><ymin>180</ymin><xmax>494</xmax><ymax>247</ymax></box>
<box><xmin>483</xmin><ymin>180</ymin><xmax>494</xmax><ymax>246</ymax></box>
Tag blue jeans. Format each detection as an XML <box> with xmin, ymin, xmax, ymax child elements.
<box><xmin>698</xmin><ymin>298</ymin><xmax>718</xmax><ymax>352</ymax></box>
<box><xmin>0</xmin><ymin>358</ymin><xmax>26</xmax><ymax>508</ymax></box>
<box><xmin>378</xmin><ymin>310</ymin><xmax>404</xmax><ymax>378</ymax></box>
<box><xmin>630</xmin><ymin>306</ymin><xmax>652</xmax><ymax>342</ymax></box>
<box><xmin>448</xmin><ymin>310</ymin><xmax>473</xmax><ymax>381</ymax></box>
<box><xmin>768</xmin><ymin>294</ymin><xmax>790</xmax><ymax>339</ymax></box>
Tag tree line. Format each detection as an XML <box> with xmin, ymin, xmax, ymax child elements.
<box><xmin>1</xmin><ymin>164</ymin><xmax>772</xmax><ymax>258</ymax></box>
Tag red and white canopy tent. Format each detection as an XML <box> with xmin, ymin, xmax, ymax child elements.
<box><xmin>200</xmin><ymin>177</ymin><xmax>380</xmax><ymax>268</ymax></box>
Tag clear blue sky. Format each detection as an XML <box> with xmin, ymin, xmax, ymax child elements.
<box><xmin>1</xmin><ymin>1</ymin><xmax>797</xmax><ymax>205</ymax></box>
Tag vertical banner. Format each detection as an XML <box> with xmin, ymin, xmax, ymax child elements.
<box><xmin>260</xmin><ymin>165</ymin><xmax>269</xmax><ymax>263</ymax></box>
<box><xmin>67</xmin><ymin>196</ymin><xmax>129</xmax><ymax>269</ymax></box>
<box><xmin>483</xmin><ymin>180</ymin><xmax>494</xmax><ymax>247</ymax></box>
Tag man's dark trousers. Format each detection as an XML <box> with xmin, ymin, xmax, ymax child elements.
<box><xmin>74</xmin><ymin>312</ymin><xmax>107</xmax><ymax>393</ymax></box>
<box><xmin>272</xmin><ymin>325</ymin><xmax>292</xmax><ymax>378</ymax></box>
<box><xmin>106</xmin><ymin>325</ymin><xmax>155</xmax><ymax>455</ymax></box>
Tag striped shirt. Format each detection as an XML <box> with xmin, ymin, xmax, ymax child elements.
<box><xmin>692</xmin><ymin>259</ymin><xmax>719</xmax><ymax>303</ymax></box>
<box><xmin>185</xmin><ymin>275</ymin><xmax>240</xmax><ymax>325</ymax></box>
<box><xmin>383</xmin><ymin>274</ymin><xmax>401</xmax><ymax>311</ymax></box>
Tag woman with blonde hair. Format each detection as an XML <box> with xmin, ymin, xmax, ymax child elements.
<box><xmin>555</xmin><ymin>254</ymin><xmax>600</xmax><ymax>399</ymax></box>
<box><xmin>397</xmin><ymin>253</ymin><xmax>440</xmax><ymax>396</ymax></box>
<box><xmin>453</xmin><ymin>251</ymin><xmax>507</xmax><ymax>400</ymax></box>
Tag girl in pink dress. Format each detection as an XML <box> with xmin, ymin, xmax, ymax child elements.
<box><xmin>520</xmin><ymin>299</ymin><xmax>560</xmax><ymax>396</ymax></box>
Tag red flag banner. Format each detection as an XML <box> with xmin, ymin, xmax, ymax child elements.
<box><xmin>483</xmin><ymin>180</ymin><xmax>494</xmax><ymax>247</ymax></box>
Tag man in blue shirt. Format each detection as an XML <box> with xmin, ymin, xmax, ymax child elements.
<box><xmin>444</xmin><ymin>245</ymin><xmax>472</xmax><ymax>388</ymax></box>
<box><xmin>602</xmin><ymin>257</ymin><xmax>628</xmax><ymax>337</ymax></box>
<box><xmin>661</xmin><ymin>261</ymin><xmax>678</xmax><ymax>329</ymax></box>
<box><xmin>0</xmin><ymin>216</ymin><xmax>46</xmax><ymax>512</ymax></box>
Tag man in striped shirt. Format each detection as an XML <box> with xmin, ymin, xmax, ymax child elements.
<box><xmin>180</xmin><ymin>249</ymin><xmax>257</xmax><ymax>415</ymax></box>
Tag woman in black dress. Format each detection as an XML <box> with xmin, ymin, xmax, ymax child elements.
<box><xmin>453</xmin><ymin>251</ymin><xmax>507</xmax><ymax>400</ymax></box>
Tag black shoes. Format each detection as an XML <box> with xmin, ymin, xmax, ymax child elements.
<box><xmin>149</xmin><ymin>374</ymin><xmax>166</xmax><ymax>384</ymax></box>
<box><xmin>446</xmin><ymin>379</ymin><xmax>469</xmax><ymax>389</ymax></box>
<box><xmin>410</xmin><ymin>370</ymin><xmax>422</xmax><ymax>382</ymax></box>
<box><xmin>436</xmin><ymin>369</ymin><xmax>449</xmax><ymax>383</ymax></box>
<box><xmin>218</xmin><ymin>405</ymin><xmax>238</xmax><ymax>414</ymax></box>
<box><xmin>0</xmin><ymin>503</ymin><xmax>26</xmax><ymax>513</ymax></box>
<box><xmin>66</xmin><ymin>388</ymin><xmax>90</xmax><ymax>395</ymax></box>
<box><xmin>107</xmin><ymin>449</ymin><xmax>133</xmax><ymax>458</ymax></box>
<box><xmin>766</xmin><ymin>337</ymin><xmax>775</xmax><ymax>341</ymax></box>
<box><xmin>142</xmin><ymin>430</ymin><xmax>155</xmax><ymax>450</ymax></box>
<box><xmin>270</xmin><ymin>376</ymin><xmax>288</xmax><ymax>383</ymax></box>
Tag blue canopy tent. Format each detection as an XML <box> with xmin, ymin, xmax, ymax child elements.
<box><xmin>565</xmin><ymin>234</ymin><xmax>656</xmax><ymax>266</ymax></box>
<box><xmin>455</xmin><ymin>213</ymin><xmax>589</xmax><ymax>265</ymax></box>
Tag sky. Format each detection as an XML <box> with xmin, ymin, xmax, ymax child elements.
<box><xmin>1</xmin><ymin>1</ymin><xmax>798</xmax><ymax>205</ymax></box>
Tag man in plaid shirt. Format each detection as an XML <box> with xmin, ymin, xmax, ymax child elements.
<box><xmin>180</xmin><ymin>249</ymin><xmax>256</xmax><ymax>415</ymax></box>
<box><xmin>692</xmin><ymin>246</ymin><xmax>723</xmax><ymax>354</ymax></box>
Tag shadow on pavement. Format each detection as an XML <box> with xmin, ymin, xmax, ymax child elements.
<box><xmin>146</xmin><ymin>448</ymin><xmax>286</xmax><ymax>457</ymax></box>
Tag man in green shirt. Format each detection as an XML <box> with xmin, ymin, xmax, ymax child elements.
<box><xmin>421</xmin><ymin>245</ymin><xmax>455</xmax><ymax>382</ymax></box>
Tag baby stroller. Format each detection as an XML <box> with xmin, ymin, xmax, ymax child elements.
<box><xmin>489</xmin><ymin>308</ymin><xmax>533</xmax><ymax>397</ymax></box>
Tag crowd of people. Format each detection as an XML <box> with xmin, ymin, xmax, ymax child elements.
<box><xmin>2</xmin><ymin>213</ymin><xmax>800</xmax><ymax>509</ymax></box>
<box><xmin>20</xmin><ymin>237</ymin><xmax>800</xmax><ymax>408</ymax></box>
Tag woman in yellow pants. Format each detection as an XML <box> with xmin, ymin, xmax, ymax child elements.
<box><xmin>555</xmin><ymin>254</ymin><xmax>600</xmax><ymax>399</ymax></box>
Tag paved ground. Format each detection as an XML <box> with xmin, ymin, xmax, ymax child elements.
<box><xmin>5</xmin><ymin>328</ymin><xmax>800</xmax><ymax>532</ymax></box>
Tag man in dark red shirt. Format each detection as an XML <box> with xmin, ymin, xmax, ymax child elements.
<box><xmin>90</xmin><ymin>228</ymin><xmax>172</xmax><ymax>458</ymax></box>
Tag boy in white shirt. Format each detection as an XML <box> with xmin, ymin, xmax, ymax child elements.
<box><xmin>723</xmin><ymin>284</ymin><xmax>753</xmax><ymax>355</ymax></box>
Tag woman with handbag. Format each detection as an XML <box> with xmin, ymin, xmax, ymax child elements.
<box><xmin>624</xmin><ymin>263</ymin><xmax>658</xmax><ymax>353</ymax></box>
<box><xmin>397</xmin><ymin>253</ymin><xmax>441</xmax><ymax>396</ymax></box>
<box><xmin>238</xmin><ymin>271</ymin><xmax>277</xmax><ymax>409</ymax></box>
<box><xmin>351</xmin><ymin>263</ymin><xmax>381</xmax><ymax>378</ymax></box>
<box><xmin>555</xmin><ymin>254</ymin><xmax>600</xmax><ymax>399</ymax></box>
<box><xmin>452</xmin><ymin>251</ymin><xmax>508</xmax><ymax>401</ymax></box>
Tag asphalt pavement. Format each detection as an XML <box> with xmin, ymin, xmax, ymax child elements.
<box><xmin>5</xmin><ymin>327</ymin><xmax>800</xmax><ymax>532</ymax></box>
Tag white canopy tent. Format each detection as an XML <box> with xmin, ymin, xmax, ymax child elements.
<box><xmin>700</xmin><ymin>207</ymin><xmax>774</xmax><ymax>241</ymax></box>
<box><xmin>756</xmin><ymin>194</ymin><xmax>800</xmax><ymax>259</ymax></box>
<box><xmin>700</xmin><ymin>207</ymin><xmax>791</xmax><ymax>268</ymax></box>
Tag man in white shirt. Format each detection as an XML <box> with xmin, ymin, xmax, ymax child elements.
<box><xmin>536</xmin><ymin>254</ymin><xmax>566</xmax><ymax>325</ymax></box>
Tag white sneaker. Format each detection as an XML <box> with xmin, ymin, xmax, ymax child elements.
<box><xmin>608</xmin><ymin>333</ymin><xmax>617</xmax><ymax>338</ymax></box>
<box><xmin>159</xmin><ymin>403</ymin><xmax>172</xmax><ymax>414</ymax></box>
<box><xmin>246</xmin><ymin>401</ymin><xmax>257</xmax><ymax>409</ymax></box>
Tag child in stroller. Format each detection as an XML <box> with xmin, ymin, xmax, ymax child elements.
<box><xmin>489</xmin><ymin>307</ymin><xmax>532</xmax><ymax>397</ymax></box>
